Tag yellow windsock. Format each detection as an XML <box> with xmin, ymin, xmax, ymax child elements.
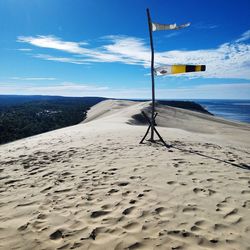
<box><xmin>155</xmin><ymin>65</ymin><xmax>206</xmax><ymax>75</ymax></box>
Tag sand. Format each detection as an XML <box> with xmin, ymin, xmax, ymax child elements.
<box><xmin>0</xmin><ymin>100</ymin><xmax>250</xmax><ymax>250</ymax></box>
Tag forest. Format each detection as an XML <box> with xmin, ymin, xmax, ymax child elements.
<box><xmin>0</xmin><ymin>96</ymin><xmax>106</xmax><ymax>144</ymax></box>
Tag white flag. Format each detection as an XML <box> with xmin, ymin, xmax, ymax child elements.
<box><xmin>152</xmin><ymin>22</ymin><xmax>190</xmax><ymax>32</ymax></box>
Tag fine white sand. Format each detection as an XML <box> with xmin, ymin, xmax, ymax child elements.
<box><xmin>0</xmin><ymin>100</ymin><xmax>250</xmax><ymax>250</ymax></box>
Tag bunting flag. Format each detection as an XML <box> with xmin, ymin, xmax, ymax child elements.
<box><xmin>155</xmin><ymin>65</ymin><xmax>206</xmax><ymax>75</ymax></box>
<box><xmin>151</xmin><ymin>22</ymin><xmax>190</xmax><ymax>32</ymax></box>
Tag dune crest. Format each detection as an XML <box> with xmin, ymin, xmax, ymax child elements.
<box><xmin>0</xmin><ymin>100</ymin><xmax>249</xmax><ymax>250</ymax></box>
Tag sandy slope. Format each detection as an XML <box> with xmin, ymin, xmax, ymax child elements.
<box><xmin>0</xmin><ymin>100</ymin><xmax>250</xmax><ymax>250</ymax></box>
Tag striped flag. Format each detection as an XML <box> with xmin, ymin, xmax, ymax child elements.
<box><xmin>155</xmin><ymin>65</ymin><xmax>206</xmax><ymax>75</ymax></box>
<box><xmin>152</xmin><ymin>22</ymin><xmax>190</xmax><ymax>32</ymax></box>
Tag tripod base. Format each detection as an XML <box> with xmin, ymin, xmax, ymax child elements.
<box><xmin>139</xmin><ymin>111</ymin><xmax>171</xmax><ymax>148</ymax></box>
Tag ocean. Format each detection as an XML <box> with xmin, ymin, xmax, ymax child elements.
<box><xmin>193</xmin><ymin>99</ymin><xmax>250</xmax><ymax>124</ymax></box>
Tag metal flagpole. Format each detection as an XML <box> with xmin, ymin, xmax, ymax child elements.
<box><xmin>146</xmin><ymin>8</ymin><xmax>155</xmax><ymax>142</ymax></box>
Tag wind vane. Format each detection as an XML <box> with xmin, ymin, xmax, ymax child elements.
<box><xmin>140</xmin><ymin>8</ymin><xmax>206</xmax><ymax>147</ymax></box>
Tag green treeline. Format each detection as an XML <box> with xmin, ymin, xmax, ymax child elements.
<box><xmin>0</xmin><ymin>97</ymin><xmax>106</xmax><ymax>144</ymax></box>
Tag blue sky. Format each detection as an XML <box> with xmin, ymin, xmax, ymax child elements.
<box><xmin>0</xmin><ymin>0</ymin><xmax>250</xmax><ymax>99</ymax></box>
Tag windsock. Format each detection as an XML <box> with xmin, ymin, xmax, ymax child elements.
<box><xmin>155</xmin><ymin>65</ymin><xmax>206</xmax><ymax>75</ymax></box>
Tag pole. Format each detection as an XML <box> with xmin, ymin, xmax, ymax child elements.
<box><xmin>139</xmin><ymin>9</ymin><xmax>170</xmax><ymax>148</ymax></box>
<box><xmin>146</xmin><ymin>8</ymin><xmax>155</xmax><ymax>141</ymax></box>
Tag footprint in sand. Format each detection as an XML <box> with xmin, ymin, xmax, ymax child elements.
<box><xmin>50</xmin><ymin>229</ymin><xmax>63</xmax><ymax>240</ymax></box>
<box><xmin>206</xmin><ymin>178</ymin><xmax>214</xmax><ymax>182</ymax></box>
<box><xmin>0</xmin><ymin>175</ymin><xmax>10</xmax><ymax>181</ymax></box>
<box><xmin>190</xmin><ymin>225</ymin><xmax>201</xmax><ymax>232</ymax></box>
<box><xmin>154</xmin><ymin>207</ymin><xmax>168</xmax><ymax>217</ymax></box>
<box><xmin>108</xmin><ymin>168</ymin><xmax>118</xmax><ymax>172</ymax></box>
<box><xmin>108</xmin><ymin>188</ymin><xmax>119</xmax><ymax>195</ymax></box>
<box><xmin>167</xmin><ymin>181</ymin><xmax>176</xmax><ymax>185</ymax></box>
<box><xmin>216</xmin><ymin>202</ymin><xmax>227</xmax><ymax>211</ymax></box>
<box><xmin>167</xmin><ymin>229</ymin><xmax>193</xmax><ymax>238</ymax></box>
<box><xmin>182</xmin><ymin>204</ymin><xmax>198</xmax><ymax>214</ymax></box>
<box><xmin>90</xmin><ymin>210</ymin><xmax>110</xmax><ymax>218</ymax></box>
<box><xmin>123</xmin><ymin>222</ymin><xmax>141</xmax><ymax>232</ymax></box>
<box><xmin>101</xmin><ymin>204</ymin><xmax>112</xmax><ymax>209</ymax></box>
<box><xmin>40</xmin><ymin>186</ymin><xmax>53</xmax><ymax>193</ymax></box>
<box><xmin>146</xmin><ymin>164</ymin><xmax>156</xmax><ymax>168</ymax></box>
<box><xmin>223</xmin><ymin>208</ymin><xmax>242</xmax><ymax>224</ymax></box>
<box><xmin>238</xmin><ymin>176</ymin><xmax>250</xmax><ymax>180</ymax></box>
<box><xmin>193</xmin><ymin>187</ymin><xmax>216</xmax><ymax>197</ymax></box>
<box><xmin>16</xmin><ymin>201</ymin><xmax>37</xmax><ymax>207</ymax></box>
<box><xmin>54</xmin><ymin>188</ymin><xmax>72</xmax><ymax>193</ymax></box>
<box><xmin>241</xmin><ymin>190</ymin><xmax>250</xmax><ymax>194</ymax></box>
<box><xmin>216</xmin><ymin>200</ymin><xmax>242</xmax><ymax>224</ymax></box>
<box><xmin>242</xmin><ymin>200</ymin><xmax>250</xmax><ymax>208</ymax></box>
<box><xmin>122</xmin><ymin>190</ymin><xmax>131</xmax><ymax>196</ymax></box>
<box><xmin>5</xmin><ymin>179</ymin><xmax>20</xmax><ymax>185</ymax></box>
<box><xmin>61</xmin><ymin>171</ymin><xmax>72</xmax><ymax>176</ymax></box>
<box><xmin>17</xmin><ymin>222</ymin><xmax>30</xmax><ymax>231</ymax></box>
<box><xmin>213</xmin><ymin>223</ymin><xmax>228</xmax><ymax>231</ymax></box>
<box><xmin>86</xmin><ymin>227</ymin><xmax>105</xmax><ymax>240</ymax></box>
<box><xmin>194</xmin><ymin>220</ymin><xmax>209</xmax><ymax>227</ymax></box>
<box><xmin>129</xmin><ymin>176</ymin><xmax>142</xmax><ymax>180</ymax></box>
<box><xmin>137</xmin><ymin>193</ymin><xmax>144</xmax><ymax>198</ymax></box>
<box><xmin>129</xmin><ymin>242</ymin><xmax>144</xmax><ymax>250</ymax></box>
<box><xmin>42</xmin><ymin>171</ymin><xmax>56</xmax><ymax>178</ymax></box>
<box><xmin>37</xmin><ymin>213</ymin><xmax>47</xmax><ymax>220</ymax></box>
<box><xmin>117</xmin><ymin>181</ymin><xmax>129</xmax><ymax>187</ymax></box>
<box><xmin>122</xmin><ymin>206</ymin><xmax>135</xmax><ymax>215</ymax></box>
<box><xmin>129</xmin><ymin>199</ymin><xmax>137</xmax><ymax>204</ymax></box>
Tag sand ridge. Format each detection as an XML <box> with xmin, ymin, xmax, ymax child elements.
<box><xmin>0</xmin><ymin>100</ymin><xmax>250</xmax><ymax>250</ymax></box>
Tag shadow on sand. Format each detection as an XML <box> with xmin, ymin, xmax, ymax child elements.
<box><xmin>142</xmin><ymin>140</ymin><xmax>250</xmax><ymax>171</ymax></box>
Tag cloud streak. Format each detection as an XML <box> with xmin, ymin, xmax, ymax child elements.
<box><xmin>17</xmin><ymin>30</ymin><xmax>250</xmax><ymax>79</ymax></box>
<box><xmin>1</xmin><ymin>81</ymin><xmax>249</xmax><ymax>99</ymax></box>
<box><xmin>193</xmin><ymin>22</ymin><xmax>218</xmax><ymax>30</ymax></box>
<box><xmin>236</xmin><ymin>30</ymin><xmax>250</xmax><ymax>43</ymax></box>
<box><xmin>18</xmin><ymin>35</ymin><xmax>88</xmax><ymax>54</ymax></box>
<box><xmin>0</xmin><ymin>82</ymin><xmax>109</xmax><ymax>96</ymax></box>
<box><xmin>34</xmin><ymin>54</ymin><xmax>89</xmax><ymax>65</ymax></box>
<box><xmin>10</xmin><ymin>77</ymin><xmax>56</xmax><ymax>81</ymax></box>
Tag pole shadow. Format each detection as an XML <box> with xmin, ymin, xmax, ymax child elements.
<box><xmin>142</xmin><ymin>139</ymin><xmax>250</xmax><ymax>171</ymax></box>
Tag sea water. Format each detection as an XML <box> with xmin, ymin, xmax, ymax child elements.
<box><xmin>194</xmin><ymin>99</ymin><xmax>250</xmax><ymax>124</ymax></box>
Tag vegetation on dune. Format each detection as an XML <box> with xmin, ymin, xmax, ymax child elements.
<box><xmin>0</xmin><ymin>96</ymin><xmax>106</xmax><ymax>144</ymax></box>
<box><xmin>156</xmin><ymin>100</ymin><xmax>213</xmax><ymax>115</ymax></box>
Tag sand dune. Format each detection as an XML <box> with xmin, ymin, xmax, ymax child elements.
<box><xmin>0</xmin><ymin>100</ymin><xmax>250</xmax><ymax>250</ymax></box>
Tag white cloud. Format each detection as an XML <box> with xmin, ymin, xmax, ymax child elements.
<box><xmin>10</xmin><ymin>77</ymin><xmax>56</xmax><ymax>81</ymax></box>
<box><xmin>102</xmin><ymin>36</ymin><xmax>150</xmax><ymax>65</ymax></box>
<box><xmin>0</xmin><ymin>81</ymin><xmax>249</xmax><ymax>99</ymax></box>
<box><xmin>17</xmin><ymin>35</ymin><xmax>88</xmax><ymax>54</ymax></box>
<box><xmin>35</xmin><ymin>54</ymin><xmax>89</xmax><ymax>65</ymax></box>
<box><xmin>156</xmin><ymin>83</ymin><xmax>250</xmax><ymax>99</ymax></box>
<box><xmin>155</xmin><ymin>42</ymin><xmax>250</xmax><ymax>79</ymax></box>
<box><xmin>193</xmin><ymin>22</ymin><xmax>218</xmax><ymax>30</ymax></box>
<box><xmin>30</xmin><ymin>82</ymin><xmax>109</xmax><ymax>91</ymax></box>
<box><xmin>164</xmin><ymin>32</ymin><xmax>180</xmax><ymax>39</ymax></box>
<box><xmin>0</xmin><ymin>82</ymin><xmax>109</xmax><ymax>96</ymax></box>
<box><xmin>236</xmin><ymin>30</ymin><xmax>250</xmax><ymax>43</ymax></box>
<box><xmin>17</xmin><ymin>48</ymin><xmax>33</xmax><ymax>51</ymax></box>
<box><xmin>17</xmin><ymin>30</ymin><xmax>250</xmax><ymax>79</ymax></box>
